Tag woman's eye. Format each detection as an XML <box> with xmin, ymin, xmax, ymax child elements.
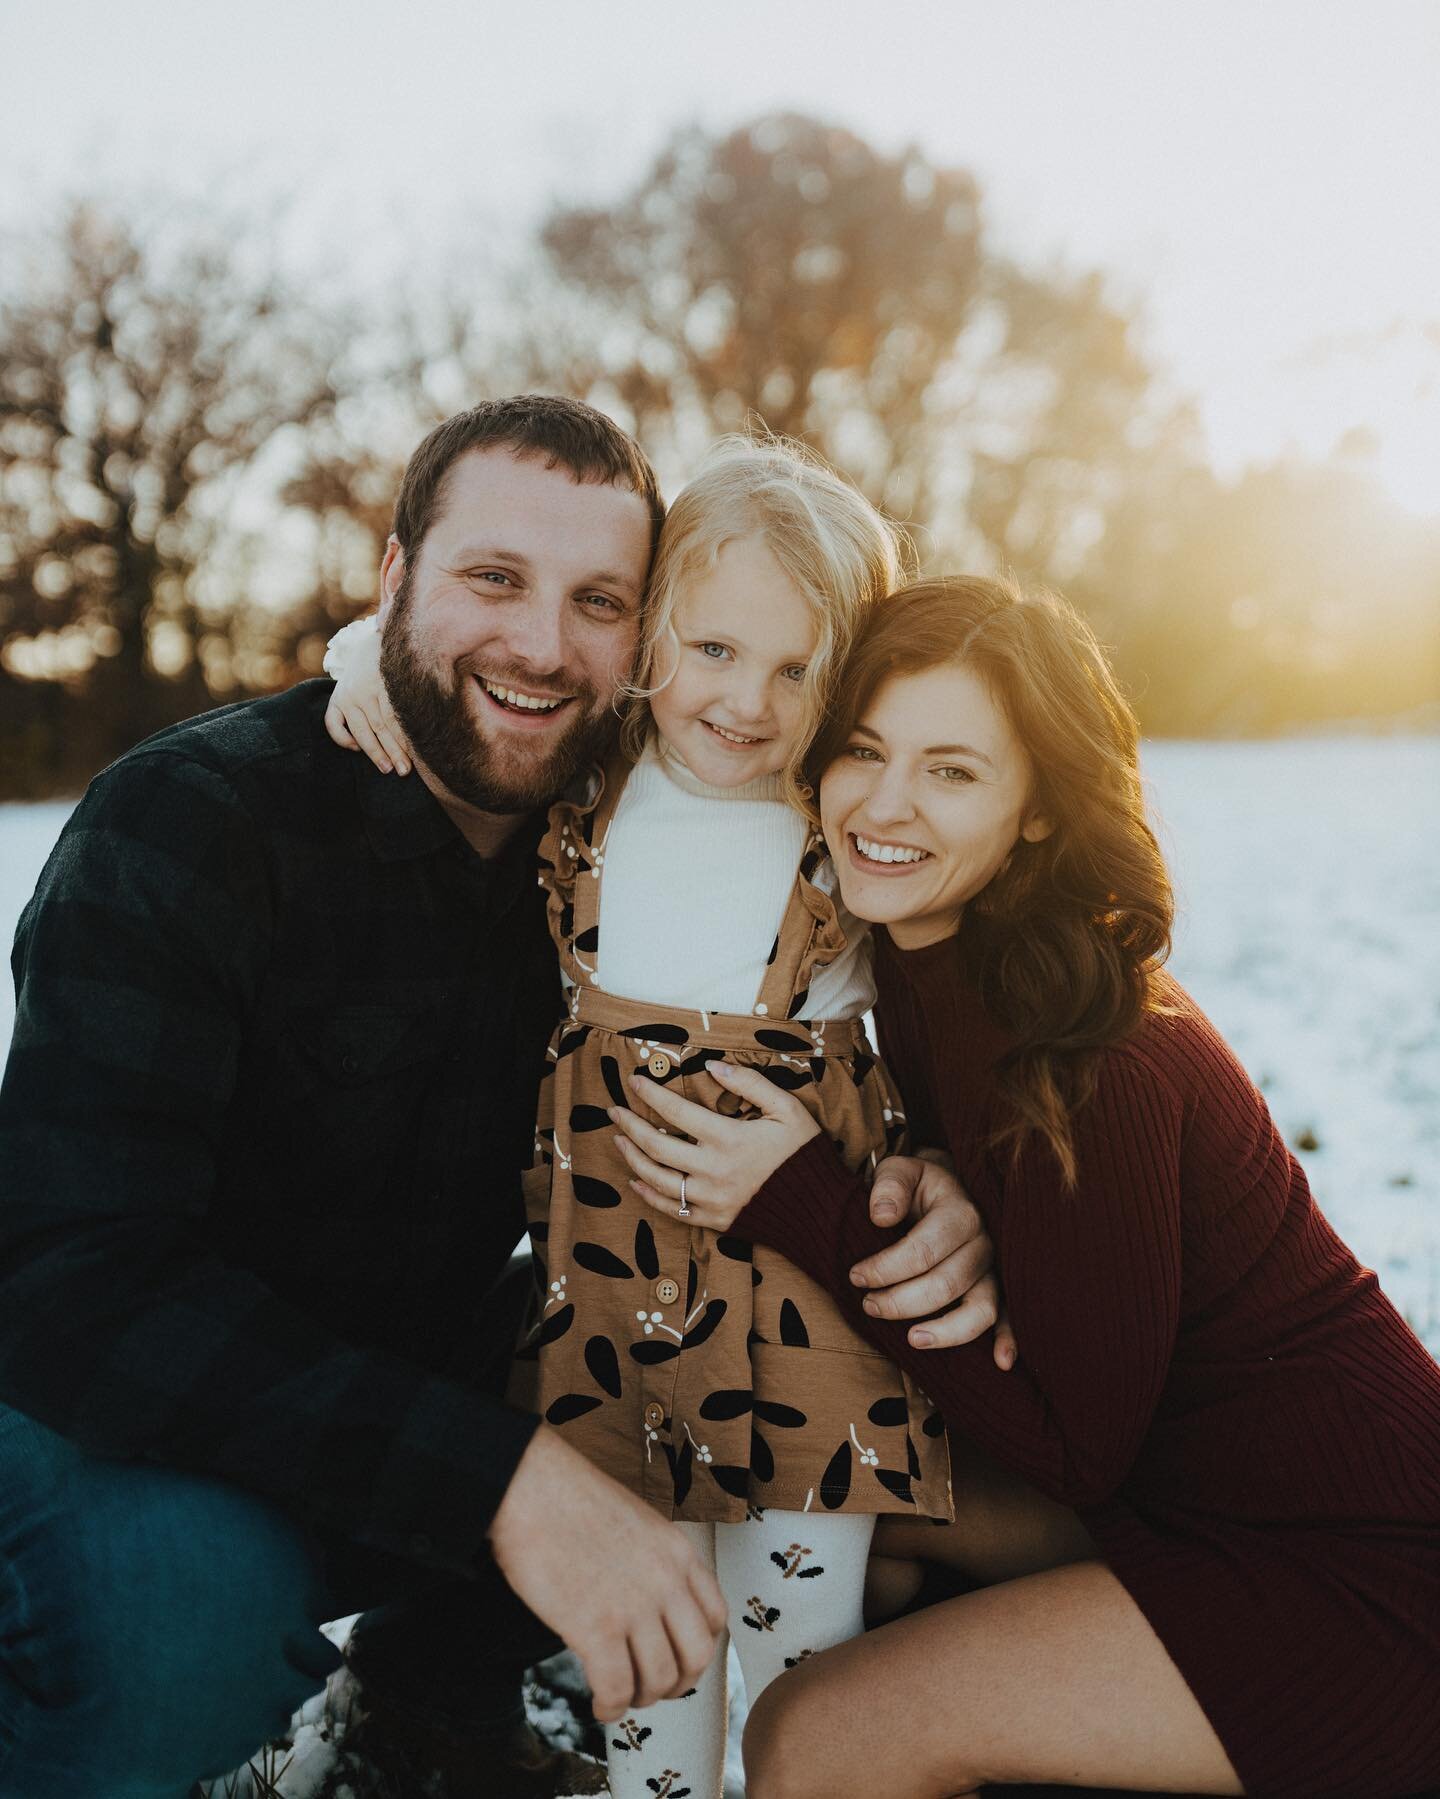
<box><xmin>696</xmin><ymin>642</ymin><xmax>730</xmax><ymax>660</ymax></box>
<box><xmin>936</xmin><ymin>765</ymin><xmax>975</xmax><ymax>783</ymax></box>
<box><xmin>781</xmin><ymin>665</ymin><xmax>808</xmax><ymax>684</ymax></box>
<box><xmin>846</xmin><ymin>743</ymin><xmax>880</xmax><ymax>762</ymax></box>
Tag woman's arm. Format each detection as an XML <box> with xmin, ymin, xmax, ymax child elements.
<box><xmin>733</xmin><ymin>1049</ymin><xmax>1188</xmax><ymax>1509</ymax></box>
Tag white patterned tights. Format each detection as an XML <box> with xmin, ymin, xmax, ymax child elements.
<box><xmin>603</xmin><ymin>1509</ymin><xmax>876</xmax><ymax>1799</ymax></box>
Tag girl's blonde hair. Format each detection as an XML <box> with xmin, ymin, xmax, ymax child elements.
<box><xmin>621</xmin><ymin>435</ymin><xmax>913</xmax><ymax>811</ymax></box>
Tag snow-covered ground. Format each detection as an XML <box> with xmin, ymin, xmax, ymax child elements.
<box><xmin>2</xmin><ymin>737</ymin><xmax>1438</xmax><ymax>1795</ymax></box>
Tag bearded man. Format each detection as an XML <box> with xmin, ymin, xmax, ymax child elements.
<box><xmin>0</xmin><ymin>395</ymin><xmax>996</xmax><ymax>1798</ymax></box>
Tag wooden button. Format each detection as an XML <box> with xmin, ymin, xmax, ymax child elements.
<box><xmin>646</xmin><ymin>1051</ymin><xmax>673</xmax><ymax>1078</ymax></box>
<box><xmin>654</xmin><ymin>1277</ymin><xmax>680</xmax><ymax>1304</ymax></box>
<box><xmin>643</xmin><ymin>1402</ymin><xmax>665</xmax><ymax>1430</ymax></box>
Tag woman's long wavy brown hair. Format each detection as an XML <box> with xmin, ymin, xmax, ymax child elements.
<box><xmin>810</xmin><ymin>576</ymin><xmax>1174</xmax><ymax>1186</ymax></box>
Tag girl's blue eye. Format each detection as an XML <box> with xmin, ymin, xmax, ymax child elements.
<box><xmin>781</xmin><ymin>665</ymin><xmax>808</xmax><ymax>684</ymax></box>
<box><xmin>697</xmin><ymin>642</ymin><xmax>730</xmax><ymax>660</ymax></box>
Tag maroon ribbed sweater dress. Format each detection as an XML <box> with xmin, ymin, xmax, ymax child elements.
<box><xmin>735</xmin><ymin>931</ymin><xmax>1440</xmax><ymax>1799</ymax></box>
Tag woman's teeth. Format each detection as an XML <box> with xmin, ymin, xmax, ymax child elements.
<box><xmin>706</xmin><ymin>722</ymin><xmax>761</xmax><ymax>745</ymax></box>
<box><xmin>481</xmin><ymin>679</ymin><xmax>567</xmax><ymax>713</ymax></box>
<box><xmin>855</xmin><ymin>834</ymin><xmax>930</xmax><ymax>865</ymax></box>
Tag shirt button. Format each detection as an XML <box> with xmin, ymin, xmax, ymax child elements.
<box><xmin>643</xmin><ymin>1401</ymin><xmax>665</xmax><ymax>1430</ymax></box>
<box><xmin>341</xmin><ymin>1053</ymin><xmax>360</xmax><ymax>1076</ymax></box>
<box><xmin>654</xmin><ymin>1277</ymin><xmax>680</xmax><ymax>1305</ymax></box>
<box><xmin>646</xmin><ymin>1051</ymin><xmax>673</xmax><ymax>1079</ymax></box>
<box><xmin>410</xmin><ymin>1532</ymin><xmax>433</xmax><ymax>1556</ymax></box>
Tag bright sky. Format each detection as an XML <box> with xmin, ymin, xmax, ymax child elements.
<box><xmin>5</xmin><ymin>0</ymin><xmax>1439</xmax><ymax>511</ymax></box>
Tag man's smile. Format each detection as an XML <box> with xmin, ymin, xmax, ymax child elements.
<box><xmin>476</xmin><ymin>675</ymin><xmax>575</xmax><ymax>721</ymax></box>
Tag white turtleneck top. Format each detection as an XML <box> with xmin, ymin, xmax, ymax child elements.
<box><xmin>595</xmin><ymin>735</ymin><xmax>874</xmax><ymax>1018</ymax></box>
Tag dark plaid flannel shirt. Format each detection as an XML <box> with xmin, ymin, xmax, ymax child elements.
<box><xmin>0</xmin><ymin>681</ymin><xmax>560</xmax><ymax>1575</ymax></box>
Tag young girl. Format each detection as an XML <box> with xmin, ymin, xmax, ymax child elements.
<box><xmin>325</xmin><ymin>438</ymin><xmax>951</xmax><ymax>1799</ymax></box>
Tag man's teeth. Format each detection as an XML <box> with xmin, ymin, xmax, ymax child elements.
<box><xmin>708</xmin><ymin>723</ymin><xmax>760</xmax><ymax>744</ymax></box>
<box><xmin>855</xmin><ymin>835</ymin><xmax>929</xmax><ymax>865</ymax></box>
<box><xmin>482</xmin><ymin>680</ymin><xmax>566</xmax><ymax>712</ymax></box>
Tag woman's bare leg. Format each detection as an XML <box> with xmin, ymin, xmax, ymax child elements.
<box><xmin>865</xmin><ymin>1432</ymin><xmax>1098</xmax><ymax>1623</ymax></box>
<box><xmin>744</xmin><ymin>1559</ymin><xmax>1244</xmax><ymax>1798</ymax></box>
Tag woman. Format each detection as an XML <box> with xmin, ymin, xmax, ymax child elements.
<box><xmin>610</xmin><ymin>576</ymin><xmax>1440</xmax><ymax>1799</ymax></box>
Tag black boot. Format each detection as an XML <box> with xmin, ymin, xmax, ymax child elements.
<box><xmin>339</xmin><ymin>1638</ymin><xmax>608</xmax><ymax>1799</ymax></box>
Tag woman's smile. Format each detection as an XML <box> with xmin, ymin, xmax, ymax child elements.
<box><xmin>847</xmin><ymin>831</ymin><xmax>933</xmax><ymax>870</ymax></box>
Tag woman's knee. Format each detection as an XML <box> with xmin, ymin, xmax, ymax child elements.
<box><xmin>741</xmin><ymin>1647</ymin><xmax>984</xmax><ymax>1799</ymax></box>
<box><xmin>742</xmin><ymin>1665</ymin><xmax>879</xmax><ymax>1799</ymax></box>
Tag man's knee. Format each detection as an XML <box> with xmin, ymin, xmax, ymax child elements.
<box><xmin>0</xmin><ymin>1409</ymin><xmax>340</xmax><ymax>1791</ymax></box>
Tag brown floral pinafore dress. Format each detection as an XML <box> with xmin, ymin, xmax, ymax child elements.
<box><xmin>508</xmin><ymin>756</ymin><xmax>952</xmax><ymax>1523</ymax></box>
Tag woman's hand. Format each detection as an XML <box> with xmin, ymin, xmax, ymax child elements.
<box><xmin>323</xmin><ymin>618</ymin><xmax>413</xmax><ymax>775</ymax></box>
<box><xmin>609</xmin><ymin>1061</ymin><xmax>819</xmax><ymax>1231</ymax></box>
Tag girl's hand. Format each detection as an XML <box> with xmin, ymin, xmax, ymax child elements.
<box><xmin>609</xmin><ymin>1061</ymin><xmax>820</xmax><ymax>1231</ymax></box>
<box><xmin>323</xmin><ymin>618</ymin><xmax>412</xmax><ymax>775</ymax></box>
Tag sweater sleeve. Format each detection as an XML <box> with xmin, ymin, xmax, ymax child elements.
<box><xmin>322</xmin><ymin>612</ymin><xmax>380</xmax><ymax>679</ymax></box>
<box><xmin>734</xmin><ymin>1047</ymin><xmax>1187</xmax><ymax>1508</ymax></box>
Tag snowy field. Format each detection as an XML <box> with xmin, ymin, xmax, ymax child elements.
<box><xmin>1</xmin><ymin>736</ymin><xmax>1438</xmax><ymax>1796</ymax></box>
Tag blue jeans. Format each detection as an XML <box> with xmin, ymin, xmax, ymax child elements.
<box><xmin>0</xmin><ymin>1403</ymin><xmax>557</xmax><ymax>1799</ymax></box>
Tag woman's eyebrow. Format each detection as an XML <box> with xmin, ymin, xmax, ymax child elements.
<box><xmin>925</xmin><ymin>742</ymin><xmax>995</xmax><ymax>767</ymax></box>
<box><xmin>853</xmin><ymin>722</ymin><xmax>994</xmax><ymax>767</ymax></box>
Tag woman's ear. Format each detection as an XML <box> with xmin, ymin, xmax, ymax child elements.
<box><xmin>1021</xmin><ymin>810</ymin><xmax>1054</xmax><ymax>843</ymax></box>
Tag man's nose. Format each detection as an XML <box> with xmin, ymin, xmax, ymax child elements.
<box><xmin>503</xmin><ymin>593</ymin><xmax>568</xmax><ymax>676</ymax></box>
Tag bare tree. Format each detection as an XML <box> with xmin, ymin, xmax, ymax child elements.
<box><xmin>531</xmin><ymin>113</ymin><xmax>1164</xmax><ymax>573</ymax></box>
<box><xmin>0</xmin><ymin>201</ymin><xmax>339</xmax><ymax>788</ymax></box>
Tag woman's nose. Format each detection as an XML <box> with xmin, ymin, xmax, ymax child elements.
<box><xmin>865</xmin><ymin>766</ymin><xmax>917</xmax><ymax>823</ymax></box>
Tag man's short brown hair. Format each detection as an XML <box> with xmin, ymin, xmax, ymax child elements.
<box><xmin>392</xmin><ymin>394</ymin><xmax>665</xmax><ymax>559</ymax></box>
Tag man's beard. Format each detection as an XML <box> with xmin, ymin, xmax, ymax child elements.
<box><xmin>380</xmin><ymin>572</ymin><xmax>619</xmax><ymax>813</ymax></box>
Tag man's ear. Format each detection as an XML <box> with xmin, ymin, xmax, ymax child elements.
<box><xmin>378</xmin><ymin>536</ymin><xmax>405</xmax><ymax>621</ymax></box>
<box><xmin>1020</xmin><ymin>811</ymin><xmax>1054</xmax><ymax>844</ymax></box>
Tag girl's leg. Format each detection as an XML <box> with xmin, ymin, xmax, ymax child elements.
<box><xmin>742</xmin><ymin>1559</ymin><xmax>1244</xmax><ymax>1799</ymax></box>
<box><xmin>717</xmin><ymin>1509</ymin><xmax>875</xmax><ymax>1703</ymax></box>
<box><xmin>604</xmin><ymin>1521</ymin><xmax>729</xmax><ymax>1799</ymax></box>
